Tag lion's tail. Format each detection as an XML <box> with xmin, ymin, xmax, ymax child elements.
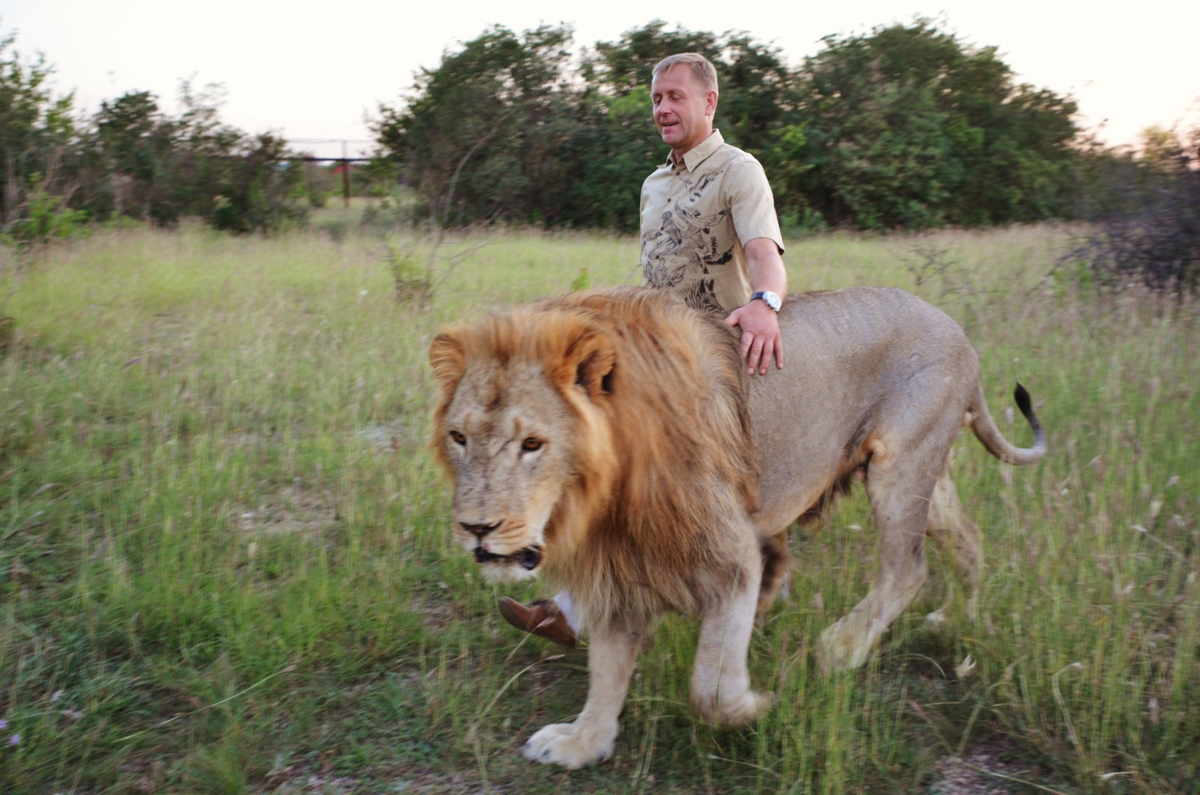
<box><xmin>969</xmin><ymin>381</ymin><xmax>1047</xmax><ymax>466</ymax></box>
<box><xmin>757</xmin><ymin>535</ymin><xmax>790</xmax><ymax>614</ymax></box>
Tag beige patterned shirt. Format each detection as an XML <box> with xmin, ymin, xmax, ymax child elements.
<box><xmin>639</xmin><ymin>130</ymin><xmax>785</xmax><ymax>316</ymax></box>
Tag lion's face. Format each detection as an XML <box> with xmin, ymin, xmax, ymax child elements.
<box><xmin>431</xmin><ymin>317</ymin><xmax>618</xmax><ymax>583</ymax></box>
<box><xmin>437</xmin><ymin>360</ymin><xmax>577</xmax><ymax>581</ymax></box>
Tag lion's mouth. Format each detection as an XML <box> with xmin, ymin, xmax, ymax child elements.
<box><xmin>474</xmin><ymin>545</ymin><xmax>543</xmax><ymax>571</ymax></box>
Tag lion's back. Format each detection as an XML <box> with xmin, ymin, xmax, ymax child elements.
<box><xmin>749</xmin><ymin>287</ymin><xmax>981</xmax><ymax>529</ymax></box>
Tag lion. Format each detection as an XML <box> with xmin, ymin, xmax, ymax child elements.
<box><xmin>428</xmin><ymin>286</ymin><xmax>1045</xmax><ymax>769</ymax></box>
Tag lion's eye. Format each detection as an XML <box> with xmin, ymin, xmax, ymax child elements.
<box><xmin>521</xmin><ymin>437</ymin><xmax>543</xmax><ymax>452</ymax></box>
<box><xmin>449</xmin><ymin>431</ymin><xmax>466</xmax><ymax>446</ymax></box>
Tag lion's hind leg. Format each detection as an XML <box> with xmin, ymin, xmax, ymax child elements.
<box><xmin>758</xmin><ymin>469</ymin><xmax>857</xmax><ymax>610</ymax></box>
<box><xmin>925</xmin><ymin>451</ymin><xmax>983</xmax><ymax>619</ymax></box>
<box><xmin>692</xmin><ymin>544</ymin><xmax>773</xmax><ymax>725</ymax></box>
<box><xmin>818</xmin><ymin>433</ymin><xmax>948</xmax><ymax>671</ymax></box>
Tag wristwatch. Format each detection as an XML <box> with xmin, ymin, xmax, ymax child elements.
<box><xmin>750</xmin><ymin>291</ymin><xmax>782</xmax><ymax>312</ymax></box>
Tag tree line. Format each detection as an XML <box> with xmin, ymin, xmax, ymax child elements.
<box><xmin>372</xmin><ymin>20</ymin><xmax>1095</xmax><ymax>232</ymax></box>
<box><xmin>1</xmin><ymin>17</ymin><xmax>1194</xmax><ymax>261</ymax></box>
<box><xmin>1</xmin><ymin>27</ymin><xmax>307</xmax><ymax>244</ymax></box>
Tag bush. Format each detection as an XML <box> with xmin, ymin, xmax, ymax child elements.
<box><xmin>384</xmin><ymin>244</ymin><xmax>433</xmax><ymax>306</ymax></box>
<box><xmin>1065</xmin><ymin>126</ymin><xmax>1200</xmax><ymax>293</ymax></box>
<box><xmin>0</xmin><ymin>179</ymin><xmax>89</xmax><ymax>249</ymax></box>
<box><xmin>1</xmin><ymin>23</ymin><xmax>310</xmax><ymax>238</ymax></box>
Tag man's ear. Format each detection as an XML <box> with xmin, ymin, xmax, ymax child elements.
<box><xmin>705</xmin><ymin>90</ymin><xmax>718</xmax><ymax>117</ymax></box>
<box><xmin>555</xmin><ymin>330</ymin><xmax>615</xmax><ymax>401</ymax></box>
<box><xmin>429</xmin><ymin>332</ymin><xmax>466</xmax><ymax>391</ymax></box>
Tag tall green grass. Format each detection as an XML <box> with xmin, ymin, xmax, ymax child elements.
<box><xmin>0</xmin><ymin>222</ymin><xmax>1196</xmax><ymax>793</ymax></box>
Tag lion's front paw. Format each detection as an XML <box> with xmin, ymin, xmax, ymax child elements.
<box><xmin>695</xmin><ymin>689</ymin><xmax>775</xmax><ymax>726</ymax></box>
<box><xmin>522</xmin><ymin>721</ymin><xmax>617</xmax><ymax>769</ymax></box>
<box><xmin>728</xmin><ymin>689</ymin><xmax>775</xmax><ymax>725</ymax></box>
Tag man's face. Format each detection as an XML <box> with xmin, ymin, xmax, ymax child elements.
<box><xmin>651</xmin><ymin>64</ymin><xmax>716</xmax><ymax>157</ymax></box>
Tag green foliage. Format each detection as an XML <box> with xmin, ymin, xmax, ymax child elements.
<box><xmin>372</xmin><ymin>24</ymin><xmax>575</xmax><ymax>226</ymax></box>
<box><xmin>569</xmin><ymin>266</ymin><xmax>590</xmax><ymax>291</ymax></box>
<box><xmin>795</xmin><ymin>20</ymin><xmax>1078</xmax><ymax>229</ymax></box>
<box><xmin>384</xmin><ymin>242</ymin><xmax>432</xmax><ymax>306</ymax></box>
<box><xmin>0</xmin><ymin>175</ymin><xmax>88</xmax><ymax>248</ymax></box>
<box><xmin>0</xmin><ymin>28</ymin><xmax>77</xmax><ymax>230</ymax></box>
<box><xmin>585</xmin><ymin>20</ymin><xmax>720</xmax><ymax>96</ymax></box>
<box><xmin>0</xmin><ymin>24</ymin><xmax>307</xmax><ymax>237</ymax></box>
<box><xmin>0</xmin><ymin>18</ymin><xmax>1097</xmax><ymax>237</ymax></box>
<box><xmin>374</xmin><ymin>19</ymin><xmax>1083</xmax><ymax>232</ymax></box>
<box><xmin>778</xmin><ymin>205</ymin><xmax>827</xmax><ymax>237</ymax></box>
<box><xmin>84</xmin><ymin>81</ymin><xmax>308</xmax><ymax>233</ymax></box>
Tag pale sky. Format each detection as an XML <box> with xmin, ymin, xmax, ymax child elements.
<box><xmin>5</xmin><ymin>0</ymin><xmax>1197</xmax><ymax>159</ymax></box>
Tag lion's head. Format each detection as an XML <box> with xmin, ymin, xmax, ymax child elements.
<box><xmin>429</xmin><ymin>303</ymin><xmax>619</xmax><ymax>583</ymax></box>
<box><xmin>430</xmin><ymin>288</ymin><xmax>760</xmax><ymax>627</ymax></box>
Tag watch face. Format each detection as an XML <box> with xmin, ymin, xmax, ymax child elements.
<box><xmin>754</xmin><ymin>291</ymin><xmax>781</xmax><ymax>311</ymax></box>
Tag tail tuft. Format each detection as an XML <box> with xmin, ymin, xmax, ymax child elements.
<box><xmin>1014</xmin><ymin>382</ymin><xmax>1033</xmax><ymax>420</ymax></box>
<box><xmin>1013</xmin><ymin>382</ymin><xmax>1044</xmax><ymax>442</ymax></box>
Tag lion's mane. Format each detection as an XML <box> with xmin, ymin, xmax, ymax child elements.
<box><xmin>431</xmin><ymin>287</ymin><xmax>765</xmax><ymax>631</ymax></box>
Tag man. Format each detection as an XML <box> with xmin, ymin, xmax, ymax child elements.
<box><xmin>497</xmin><ymin>52</ymin><xmax>788</xmax><ymax>646</ymax></box>
<box><xmin>639</xmin><ymin>52</ymin><xmax>788</xmax><ymax>376</ymax></box>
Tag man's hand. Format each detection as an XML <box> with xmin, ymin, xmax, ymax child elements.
<box><xmin>730</xmin><ymin>237</ymin><xmax>788</xmax><ymax>376</ymax></box>
<box><xmin>725</xmin><ymin>299</ymin><xmax>784</xmax><ymax>376</ymax></box>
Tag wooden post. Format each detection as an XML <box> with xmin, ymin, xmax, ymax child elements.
<box><xmin>341</xmin><ymin>140</ymin><xmax>351</xmax><ymax>208</ymax></box>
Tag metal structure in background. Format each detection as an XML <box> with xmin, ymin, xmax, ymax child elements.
<box><xmin>287</xmin><ymin>139</ymin><xmax>374</xmax><ymax>207</ymax></box>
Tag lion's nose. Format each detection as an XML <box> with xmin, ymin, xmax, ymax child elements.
<box><xmin>461</xmin><ymin>521</ymin><xmax>502</xmax><ymax>538</ymax></box>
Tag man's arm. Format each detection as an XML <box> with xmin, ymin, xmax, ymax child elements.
<box><xmin>724</xmin><ymin>237</ymin><xmax>787</xmax><ymax>376</ymax></box>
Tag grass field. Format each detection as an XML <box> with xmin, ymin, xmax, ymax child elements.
<box><xmin>0</xmin><ymin>221</ymin><xmax>1197</xmax><ymax>793</ymax></box>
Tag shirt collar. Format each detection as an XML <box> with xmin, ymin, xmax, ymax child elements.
<box><xmin>666</xmin><ymin>130</ymin><xmax>725</xmax><ymax>173</ymax></box>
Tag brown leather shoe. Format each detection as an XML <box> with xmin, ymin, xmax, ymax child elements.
<box><xmin>497</xmin><ymin>597</ymin><xmax>577</xmax><ymax>648</ymax></box>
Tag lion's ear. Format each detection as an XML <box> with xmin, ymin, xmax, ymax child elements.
<box><xmin>429</xmin><ymin>332</ymin><xmax>466</xmax><ymax>391</ymax></box>
<box><xmin>559</xmin><ymin>331</ymin><xmax>615</xmax><ymax>401</ymax></box>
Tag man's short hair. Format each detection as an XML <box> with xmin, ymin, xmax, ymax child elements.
<box><xmin>652</xmin><ymin>53</ymin><xmax>719</xmax><ymax>94</ymax></box>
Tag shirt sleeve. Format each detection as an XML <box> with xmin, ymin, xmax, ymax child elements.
<box><xmin>726</xmin><ymin>155</ymin><xmax>785</xmax><ymax>254</ymax></box>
